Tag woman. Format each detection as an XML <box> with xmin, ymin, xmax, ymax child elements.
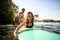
<box><xmin>13</xmin><ymin>12</ymin><xmax>34</xmax><ymax>39</ymax></box>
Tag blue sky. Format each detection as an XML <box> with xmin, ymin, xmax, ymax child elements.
<box><xmin>12</xmin><ymin>0</ymin><xmax>60</xmax><ymax>20</ymax></box>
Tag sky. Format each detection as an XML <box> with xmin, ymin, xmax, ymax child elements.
<box><xmin>12</xmin><ymin>0</ymin><xmax>60</xmax><ymax>20</ymax></box>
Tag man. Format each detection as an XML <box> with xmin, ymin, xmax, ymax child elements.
<box><xmin>21</xmin><ymin>8</ymin><xmax>25</xmax><ymax>14</ymax></box>
<box><xmin>15</xmin><ymin>8</ymin><xmax>25</xmax><ymax>25</ymax></box>
<box><xmin>19</xmin><ymin>8</ymin><xmax>25</xmax><ymax>20</ymax></box>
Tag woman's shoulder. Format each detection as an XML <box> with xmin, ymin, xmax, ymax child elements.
<box><xmin>23</xmin><ymin>19</ymin><xmax>27</xmax><ymax>23</ymax></box>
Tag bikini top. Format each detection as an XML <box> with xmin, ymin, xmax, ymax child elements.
<box><xmin>26</xmin><ymin>23</ymin><xmax>34</xmax><ymax>28</ymax></box>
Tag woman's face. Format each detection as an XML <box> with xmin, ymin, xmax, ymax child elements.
<box><xmin>27</xmin><ymin>14</ymin><xmax>33</xmax><ymax>21</ymax></box>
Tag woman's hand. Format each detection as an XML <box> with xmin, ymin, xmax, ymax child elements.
<box><xmin>13</xmin><ymin>31</ymin><xmax>17</xmax><ymax>40</ymax></box>
<box><xmin>13</xmin><ymin>20</ymin><xmax>26</xmax><ymax>40</ymax></box>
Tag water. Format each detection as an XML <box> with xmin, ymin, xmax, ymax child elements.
<box><xmin>0</xmin><ymin>25</ymin><xmax>15</xmax><ymax>40</ymax></box>
<box><xmin>33</xmin><ymin>22</ymin><xmax>60</xmax><ymax>34</ymax></box>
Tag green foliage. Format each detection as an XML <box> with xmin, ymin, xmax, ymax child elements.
<box><xmin>38</xmin><ymin>19</ymin><xmax>60</xmax><ymax>22</ymax></box>
<box><xmin>0</xmin><ymin>0</ymin><xmax>18</xmax><ymax>24</ymax></box>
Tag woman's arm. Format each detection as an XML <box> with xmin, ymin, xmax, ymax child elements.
<box><xmin>13</xmin><ymin>18</ymin><xmax>27</xmax><ymax>39</ymax></box>
<box><xmin>14</xmin><ymin>20</ymin><xmax>26</xmax><ymax>33</ymax></box>
<box><xmin>14</xmin><ymin>22</ymin><xmax>25</xmax><ymax>33</ymax></box>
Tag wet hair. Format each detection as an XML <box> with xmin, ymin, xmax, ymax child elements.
<box><xmin>27</xmin><ymin>12</ymin><xmax>34</xmax><ymax>22</ymax></box>
<box><xmin>22</xmin><ymin>8</ymin><xmax>25</xmax><ymax>10</ymax></box>
<box><xmin>26</xmin><ymin>12</ymin><xmax>34</xmax><ymax>28</ymax></box>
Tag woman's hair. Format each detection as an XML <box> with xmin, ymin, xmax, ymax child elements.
<box><xmin>27</xmin><ymin>12</ymin><xmax>34</xmax><ymax>23</ymax></box>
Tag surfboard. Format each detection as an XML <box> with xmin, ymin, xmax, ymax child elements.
<box><xmin>18</xmin><ymin>28</ymin><xmax>60</xmax><ymax>40</ymax></box>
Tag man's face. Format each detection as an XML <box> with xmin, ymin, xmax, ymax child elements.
<box><xmin>22</xmin><ymin>9</ymin><xmax>25</xmax><ymax>13</ymax></box>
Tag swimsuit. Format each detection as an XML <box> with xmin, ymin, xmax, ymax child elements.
<box><xmin>26</xmin><ymin>23</ymin><xmax>33</xmax><ymax>28</ymax></box>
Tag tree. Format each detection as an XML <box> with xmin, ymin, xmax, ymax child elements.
<box><xmin>0</xmin><ymin>0</ymin><xmax>18</xmax><ymax>24</ymax></box>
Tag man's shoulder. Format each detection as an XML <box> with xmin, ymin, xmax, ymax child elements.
<box><xmin>19</xmin><ymin>12</ymin><xmax>23</xmax><ymax>14</ymax></box>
